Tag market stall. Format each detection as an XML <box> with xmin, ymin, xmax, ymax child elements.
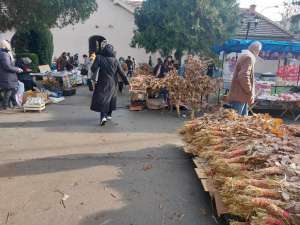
<box><xmin>14</xmin><ymin>64</ymin><xmax>84</xmax><ymax>113</ymax></box>
<box><xmin>180</xmin><ymin>109</ymin><xmax>300</xmax><ymax>225</ymax></box>
<box><xmin>129</xmin><ymin>64</ymin><xmax>154</xmax><ymax>111</ymax></box>
<box><xmin>215</xmin><ymin>39</ymin><xmax>300</xmax><ymax>118</ymax></box>
<box><xmin>129</xmin><ymin>58</ymin><xmax>223</xmax><ymax>118</ymax></box>
<box><xmin>30</xmin><ymin>65</ymin><xmax>83</xmax><ymax>96</ymax></box>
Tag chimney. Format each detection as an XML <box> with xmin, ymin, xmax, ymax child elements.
<box><xmin>249</xmin><ymin>4</ymin><xmax>257</xmax><ymax>15</ymax></box>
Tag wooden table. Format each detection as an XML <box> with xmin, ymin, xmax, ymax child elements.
<box><xmin>252</xmin><ymin>98</ymin><xmax>300</xmax><ymax>121</ymax></box>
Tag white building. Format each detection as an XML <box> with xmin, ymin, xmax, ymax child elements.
<box><xmin>2</xmin><ymin>0</ymin><xmax>151</xmax><ymax>63</ymax></box>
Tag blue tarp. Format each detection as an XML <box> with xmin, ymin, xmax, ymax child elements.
<box><xmin>214</xmin><ymin>39</ymin><xmax>300</xmax><ymax>54</ymax></box>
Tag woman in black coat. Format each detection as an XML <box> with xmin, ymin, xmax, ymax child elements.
<box><xmin>90</xmin><ymin>44</ymin><xmax>129</xmax><ymax>126</ymax></box>
<box><xmin>0</xmin><ymin>40</ymin><xmax>23</xmax><ymax>110</ymax></box>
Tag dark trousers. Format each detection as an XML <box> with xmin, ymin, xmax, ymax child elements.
<box><xmin>127</xmin><ymin>70</ymin><xmax>133</xmax><ymax>78</ymax></box>
<box><xmin>160</xmin><ymin>89</ymin><xmax>169</xmax><ymax>104</ymax></box>
<box><xmin>2</xmin><ymin>88</ymin><xmax>17</xmax><ymax>109</ymax></box>
<box><xmin>231</xmin><ymin>102</ymin><xmax>249</xmax><ymax>116</ymax></box>
<box><xmin>118</xmin><ymin>82</ymin><xmax>124</xmax><ymax>93</ymax></box>
<box><xmin>100</xmin><ymin>111</ymin><xmax>112</xmax><ymax>120</ymax></box>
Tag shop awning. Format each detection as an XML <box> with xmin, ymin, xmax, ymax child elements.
<box><xmin>214</xmin><ymin>39</ymin><xmax>300</xmax><ymax>54</ymax></box>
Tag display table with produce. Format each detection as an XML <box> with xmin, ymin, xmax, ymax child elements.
<box><xmin>253</xmin><ymin>92</ymin><xmax>300</xmax><ymax>120</ymax></box>
<box><xmin>30</xmin><ymin>71</ymin><xmax>77</xmax><ymax>96</ymax></box>
<box><xmin>129</xmin><ymin>57</ymin><xmax>223</xmax><ymax>117</ymax></box>
<box><xmin>180</xmin><ymin>109</ymin><xmax>300</xmax><ymax>225</ymax></box>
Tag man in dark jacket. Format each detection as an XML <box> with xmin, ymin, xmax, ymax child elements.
<box><xmin>0</xmin><ymin>40</ymin><xmax>23</xmax><ymax>110</ymax></box>
<box><xmin>125</xmin><ymin>56</ymin><xmax>134</xmax><ymax>77</ymax></box>
<box><xmin>90</xmin><ymin>44</ymin><xmax>129</xmax><ymax>126</ymax></box>
<box><xmin>153</xmin><ymin>58</ymin><xmax>163</xmax><ymax>77</ymax></box>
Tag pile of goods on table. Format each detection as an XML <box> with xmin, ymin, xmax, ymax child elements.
<box><xmin>129</xmin><ymin>65</ymin><xmax>153</xmax><ymax>110</ymax></box>
<box><xmin>277</xmin><ymin>93</ymin><xmax>300</xmax><ymax>102</ymax></box>
<box><xmin>40</xmin><ymin>76</ymin><xmax>61</xmax><ymax>92</ymax></box>
<box><xmin>23</xmin><ymin>96</ymin><xmax>46</xmax><ymax>112</ymax></box>
<box><xmin>129</xmin><ymin>56</ymin><xmax>223</xmax><ymax>116</ymax></box>
<box><xmin>180</xmin><ymin>109</ymin><xmax>300</xmax><ymax>225</ymax></box>
<box><xmin>158</xmin><ymin>57</ymin><xmax>222</xmax><ymax>117</ymax></box>
<box><xmin>181</xmin><ymin>56</ymin><xmax>222</xmax><ymax>118</ymax></box>
<box><xmin>257</xmin><ymin>93</ymin><xmax>300</xmax><ymax>102</ymax></box>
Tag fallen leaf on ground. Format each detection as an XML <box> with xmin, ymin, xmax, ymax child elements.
<box><xmin>177</xmin><ymin>213</ymin><xmax>184</xmax><ymax>221</ymax></box>
<box><xmin>62</xmin><ymin>194</ymin><xmax>70</xmax><ymax>201</ymax></box>
<box><xmin>5</xmin><ymin>212</ymin><xmax>13</xmax><ymax>224</ymax></box>
<box><xmin>54</xmin><ymin>190</ymin><xmax>70</xmax><ymax>209</ymax></box>
<box><xmin>110</xmin><ymin>193</ymin><xmax>118</xmax><ymax>199</ymax></box>
<box><xmin>143</xmin><ymin>164</ymin><xmax>153</xmax><ymax>171</ymax></box>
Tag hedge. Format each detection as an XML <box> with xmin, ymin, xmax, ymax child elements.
<box><xmin>11</xmin><ymin>26</ymin><xmax>54</xmax><ymax>65</ymax></box>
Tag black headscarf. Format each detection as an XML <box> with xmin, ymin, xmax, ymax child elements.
<box><xmin>101</xmin><ymin>44</ymin><xmax>115</xmax><ymax>58</ymax></box>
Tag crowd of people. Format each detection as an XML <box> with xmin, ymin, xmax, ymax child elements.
<box><xmin>0</xmin><ymin>34</ymin><xmax>262</xmax><ymax>122</ymax></box>
<box><xmin>55</xmin><ymin>52</ymin><xmax>80</xmax><ymax>71</ymax></box>
<box><xmin>153</xmin><ymin>56</ymin><xmax>175</xmax><ymax>78</ymax></box>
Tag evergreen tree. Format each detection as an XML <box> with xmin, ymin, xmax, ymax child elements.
<box><xmin>0</xmin><ymin>0</ymin><xmax>98</xmax><ymax>63</ymax></box>
<box><xmin>132</xmin><ymin>0</ymin><xmax>239</xmax><ymax>57</ymax></box>
<box><xmin>0</xmin><ymin>0</ymin><xmax>98</xmax><ymax>31</ymax></box>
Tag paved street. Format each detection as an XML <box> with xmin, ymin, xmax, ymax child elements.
<box><xmin>0</xmin><ymin>87</ymin><xmax>217</xmax><ymax>225</ymax></box>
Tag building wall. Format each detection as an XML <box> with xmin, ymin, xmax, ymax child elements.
<box><xmin>255</xmin><ymin>57</ymin><xmax>281</xmax><ymax>74</ymax></box>
<box><xmin>51</xmin><ymin>0</ymin><xmax>150</xmax><ymax>63</ymax></box>
<box><xmin>1</xmin><ymin>0</ymin><xmax>152</xmax><ymax>64</ymax></box>
<box><xmin>0</xmin><ymin>31</ymin><xmax>14</xmax><ymax>42</ymax></box>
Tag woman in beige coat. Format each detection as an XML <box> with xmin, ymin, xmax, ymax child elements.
<box><xmin>228</xmin><ymin>41</ymin><xmax>262</xmax><ymax>116</ymax></box>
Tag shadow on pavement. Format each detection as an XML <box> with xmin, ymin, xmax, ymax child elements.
<box><xmin>0</xmin><ymin>145</ymin><xmax>185</xmax><ymax>178</ymax></box>
<box><xmin>0</xmin><ymin>87</ymin><xmax>184</xmax><ymax>133</ymax></box>
<box><xmin>0</xmin><ymin>145</ymin><xmax>217</xmax><ymax>225</ymax></box>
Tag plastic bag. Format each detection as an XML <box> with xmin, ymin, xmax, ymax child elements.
<box><xmin>15</xmin><ymin>81</ymin><xmax>25</xmax><ymax>106</ymax></box>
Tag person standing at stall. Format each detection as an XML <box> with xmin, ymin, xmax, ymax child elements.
<box><xmin>56</xmin><ymin>52</ymin><xmax>67</xmax><ymax>71</ymax></box>
<box><xmin>118</xmin><ymin>58</ymin><xmax>128</xmax><ymax>94</ymax></box>
<box><xmin>132</xmin><ymin>58</ymin><xmax>136</xmax><ymax>70</ymax></box>
<box><xmin>73</xmin><ymin>54</ymin><xmax>80</xmax><ymax>67</ymax></box>
<box><xmin>228</xmin><ymin>41</ymin><xmax>262</xmax><ymax>116</ymax></box>
<box><xmin>153</xmin><ymin>58</ymin><xmax>163</xmax><ymax>77</ymax></box>
<box><xmin>125</xmin><ymin>56</ymin><xmax>134</xmax><ymax>77</ymax></box>
<box><xmin>0</xmin><ymin>40</ymin><xmax>23</xmax><ymax>110</ymax></box>
<box><xmin>90</xmin><ymin>44</ymin><xmax>129</xmax><ymax>126</ymax></box>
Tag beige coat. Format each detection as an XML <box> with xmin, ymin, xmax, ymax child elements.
<box><xmin>228</xmin><ymin>52</ymin><xmax>255</xmax><ymax>104</ymax></box>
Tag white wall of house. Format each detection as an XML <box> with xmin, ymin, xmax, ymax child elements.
<box><xmin>255</xmin><ymin>57</ymin><xmax>281</xmax><ymax>74</ymax></box>
<box><xmin>0</xmin><ymin>31</ymin><xmax>14</xmax><ymax>42</ymax></box>
<box><xmin>51</xmin><ymin>0</ymin><xmax>150</xmax><ymax>63</ymax></box>
<box><xmin>1</xmin><ymin>0</ymin><xmax>152</xmax><ymax>64</ymax></box>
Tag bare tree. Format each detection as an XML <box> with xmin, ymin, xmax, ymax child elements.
<box><xmin>280</xmin><ymin>0</ymin><xmax>300</xmax><ymax>30</ymax></box>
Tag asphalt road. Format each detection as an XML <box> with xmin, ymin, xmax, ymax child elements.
<box><xmin>0</xmin><ymin>87</ymin><xmax>218</xmax><ymax>225</ymax></box>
